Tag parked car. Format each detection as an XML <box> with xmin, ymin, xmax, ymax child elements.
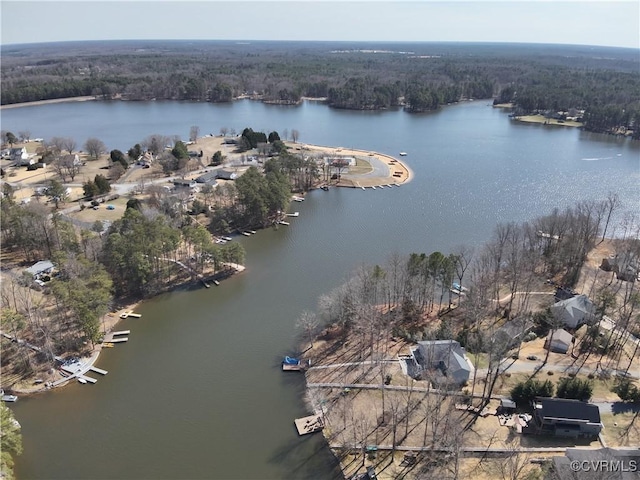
<box><xmin>526</xmin><ymin>355</ymin><xmax>538</xmax><ymax>361</ymax></box>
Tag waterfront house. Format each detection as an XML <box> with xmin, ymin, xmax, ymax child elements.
<box><xmin>216</xmin><ymin>169</ymin><xmax>237</xmax><ymax>180</ymax></box>
<box><xmin>601</xmin><ymin>252</ymin><xmax>639</xmax><ymax>282</ymax></box>
<box><xmin>399</xmin><ymin>339</ymin><xmax>472</xmax><ymax>385</ymax></box>
<box><xmin>545</xmin><ymin>328</ymin><xmax>573</xmax><ymax>354</ymax></box>
<box><xmin>531</xmin><ymin>397</ymin><xmax>603</xmax><ymax>438</ymax></box>
<box><xmin>551</xmin><ymin>294</ymin><xmax>596</xmax><ymax>329</ymax></box>
<box><xmin>10</xmin><ymin>147</ymin><xmax>33</xmax><ymax>166</ymax></box>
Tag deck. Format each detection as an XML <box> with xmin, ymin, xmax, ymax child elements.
<box><xmin>294</xmin><ymin>415</ymin><xmax>324</xmax><ymax>435</ymax></box>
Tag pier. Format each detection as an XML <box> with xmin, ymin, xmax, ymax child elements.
<box><xmin>112</xmin><ymin>330</ymin><xmax>130</xmax><ymax>336</ymax></box>
<box><xmin>119</xmin><ymin>311</ymin><xmax>142</xmax><ymax>319</ymax></box>
<box><xmin>89</xmin><ymin>366</ymin><xmax>108</xmax><ymax>375</ymax></box>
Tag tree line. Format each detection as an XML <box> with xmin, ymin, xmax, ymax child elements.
<box><xmin>2</xmin><ymin>41</ymin><xmax>638</xmax><ymax>134</ymax></box>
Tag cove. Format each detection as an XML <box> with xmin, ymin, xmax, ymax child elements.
<box><xmin>4</xmin><ymin>99</ymin><xmax>638</xmax><ymax>479</ymax></box>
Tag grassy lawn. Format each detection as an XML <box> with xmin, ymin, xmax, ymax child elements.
<box><xmin>69</xmin><ymin>195</ymin><xmax>130</xmax><ymax>223</ymax></box>
<box><xmin>513</xmin><ymin>114</ymin><xmax>583</xmax><ymax>127</ymax></box>
<box><xmin>467</xmin><ymin>352</ymin><xmax>489</xmax><ymax>369</ymax></box>
<box><xmin>600</xmin><ymin>411</ymin><xmax>640</xmax><ymax>447</ymax></box>
<box><xmin>348</xmin><ymin>158</ymin><xmax>374</xmax><ymax>175</ymax></box>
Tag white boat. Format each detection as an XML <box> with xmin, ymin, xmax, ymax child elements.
<box><xmin>286</xmin><ymin>212</ymin><xmax>299</xmax><ymax>217</ymax></box>
<box><xmin>242</xmin><ymin>232</ymin><xmax>251</xmax><ymax>236</ymax></box>
<box><xmin>399</xmin><ymin>152</ymin><xmax>407</xmax><ymax>156</ymax></box>
<box><xmin>222</xmin><ymin>236</ymin><xmax>233</xmax><ymax>241</ymax></box>
<box><xmin>277</xmin><ymin>220</ymin><xmax>290</xmax><ymax>226</ymax></box>
<box><xmin>1</xmin><ymin>389</ymin><xmax>18</xmax><ymax>402</ymax></box>
<box><xmin>249</xmin><ymin>230</ymin><xmax>257</xmax><ymax>234</ymax></box>
<box><xmin>78</xmin><ymin>378</ymin><xmax>87</xmax><ymax>384</ymax></box>
<box><xmin>292</xmin><ymin>196</ymin><xmax>305</xmax><ymax>202</ymax></box>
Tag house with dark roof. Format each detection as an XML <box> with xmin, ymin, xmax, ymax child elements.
<box><xmin>216</xmin><ymin>169</ymin><xmax>237</xmax><ymax>180</ymax></box>
<box><xmin>531</xmin><ymin>397</ymin><xmax>602</xmax><ymax>438</ymax></box>
<box><xmin>551</xmin><ymin>294</ymin><xmax>596</xmax><ymax>329</ymax></box>
<box><xmin>399</xmin><ymin>340</ymin><xmax>472</xmax><ymax>385</ymax></box>
<box><xmin>195</xmin><ymin>171</ymin><xmax>219</xmax><ymax>186</ymax></box>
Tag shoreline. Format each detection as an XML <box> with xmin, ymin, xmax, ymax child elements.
<box><xmin>0</xmin><ymin>95</ymin><xmax>98</xmax><ymax>110</ymax></box>
<box><xmin>6</xmin><ymin>263</ymin><xmax>248</xmax><ymax>396</ymax></box>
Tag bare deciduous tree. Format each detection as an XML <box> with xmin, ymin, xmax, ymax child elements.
<box><xmin>189</xmin><ymin>125</ymin><xmax>200</xmax><ymax>143</ymax></box>
<box><xmin>84</xmin><ymin>138</ymin><xmax>106</xmax><ymax>160</ymax></box>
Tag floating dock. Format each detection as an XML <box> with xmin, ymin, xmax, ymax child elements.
<box><xmin>277</xmin><ymin>220</ymin><xmax>290</xmax><ymax>226</ymax></box>
<box><xmin>89</xmin><ymin>366</ymin><xmax>108</xmax><ymax>375</ymax></box>
<box><xmin>294</xmin><ymin>415</ymin><xmax>324</xmax><ymax>435</ymax></box>
<box><xmin>78</xmin><ymin>375</ymin><xmax>97</xmax><ymax>384</ymax></box>
<box><xmin>282</xmin><ymin>363</ymin><xmax>305</xmax><ymax>372</ymax></box>
<box><xmin>110</xmin><ymin>337</ymin><xmax>128</xmax><ymax>343</ymax></box>
<box><xmin>112</xmin><ymin>330</ymin><xmax>130</xmax><ymax>336</ymax></box>
<box><xmin>286</xmin><ymin>212</ymin><xmax>299</xmax><ymax>217</ymax></box>
<box><xmin>119</xmin><ymin>311</ymin><xmax>141</xmax><ymax>319</ymax></box>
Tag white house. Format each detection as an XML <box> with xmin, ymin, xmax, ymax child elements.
<box><xmin>10</xmin><ymin>147</ymin><xmax>34</xmax><ymax>166</ymax></box>
<box><xmin>545</xmin><ymin>329</ymin><xmax>573</xmax><ymax>354</ymax></box>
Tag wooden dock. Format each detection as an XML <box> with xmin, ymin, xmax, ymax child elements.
<box><xmin>282</xmin><ymin>363</ymin><xmax>305</xmax><ymax>372</ymax></box>
<box><xmin>112</xmin><ymin>330</ymin><xmax>130</xmax><ymax>336</ymax></box>
<box><xmin>89</xmin><ymin>366</ymin><xmax>108</xmax><ymax>375</ymax></box>
<box><xmin>119</xmin><ymin>311</ymin><xmax>141</xmax><ymax>319</ymax></box>
<box><xmin>294</xmin><ymin>415</ymin><xmax>324</xmax><ymax>435</ymax></box>
<box><xmin>110</xmin><ymin>337</ymin><xmax>128</xmax><ymax>343</ymax></box>
<box><xmin>79</xmin><ymin>375</ymin><xmax>97</xmax><ymax>384</ymax></box>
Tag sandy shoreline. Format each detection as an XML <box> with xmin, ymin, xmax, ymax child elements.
<box><xmin>0</xmin><ymin>95</ymin><xmax>98</xmax><ymax>110</ymax></box>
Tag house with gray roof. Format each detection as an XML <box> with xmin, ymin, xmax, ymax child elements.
<box><xmin>216</xmin><ymin>169</ymin><xmax>237</xmax><ymax>180</ymax></box>
<box><xmin>545</xmin><ymin>328</ymin><xmax>573</xmax><ymax>354</ymax></box>
<box><xmin>399</xmin><ymin>339</ymin><xmax>472</xmax><ymax>385</ymax></box>
<box><xmin>25</xmin><ymin>260</ymin><xmax>54</xmax><ymax>278</ymax></box>
<box><xmin>195</xmin><ymin>171</ymin><xmax>219</xmax><ymax>186</ymax></box>
<box><xmin>551</xmin><ymin>294</ymin><xmax>595</xmax><ymax>329</ymax></box>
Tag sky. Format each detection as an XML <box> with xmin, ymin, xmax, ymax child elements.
<box><xmin>1</xmin><ymin>1</ymin><xmax>639</xmax><ymax>49</ymax></box>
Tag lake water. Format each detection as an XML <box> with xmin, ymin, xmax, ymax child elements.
<box><xmin>3</xmin><ymin>99</ymin><xmax>639</xmax><ymax>479</ymax></box>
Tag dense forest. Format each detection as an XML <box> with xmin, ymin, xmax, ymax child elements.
<box><xmin>1</xmin><ymin>41</ymin><xmax>639</xmax><ymax>136</ymax></box>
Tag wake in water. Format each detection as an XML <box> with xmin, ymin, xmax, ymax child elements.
<box><xmin>581</xmin><ymin>156</ymin><xmax>615</xmax><ymax>161</ymax></box>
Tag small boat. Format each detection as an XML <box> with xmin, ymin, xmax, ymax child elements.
<box><xmin>222</xmin><ymin>236</ymin><xmax>233</xmax><ymax>241</ymax></box>
<box><xmin>0</xmin><ymin>389</ymin><xmax>18</xmax><ymax>402</ymax></box>
<box><xmin>277</xmin><ymin>220</ymin><xmax>290</xmax><ymax>226</ymax></box>
<box><xmin>242</xmin><ymin>232</ymin><xmax>251</xmax><ymax>236</ymax></box>
<box><xmin>452</xmin><ymin>282</ymin><xmax>469</xmax><ymax>292</ymax></box>
<box><xmin>399</xmin><ymin>152</ymin><xmax>407</xmax><ymax>156</ymax></box>
<box><xmin>286</xmin><ymin>212</ymin><xmax>299</xmax><ymax>217</ymax></box>
<box><xmin>282</xmin><ymin>356</ymin><xmax>304</xmax><ymax>371</ymax></box>
<box><xmin>292</xmin><ymin>196</ymin><xmax>305</xmax><ymax>202</ymax></box>
<box><xmin>78</xmin><ymin>378</ymin><xmax>87</xmax><ymax>384</ymax></box>
<box><xmin>249</xmin><ymin>230</ymin><xmax>257</xmax><ymax>234</ymax></box>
